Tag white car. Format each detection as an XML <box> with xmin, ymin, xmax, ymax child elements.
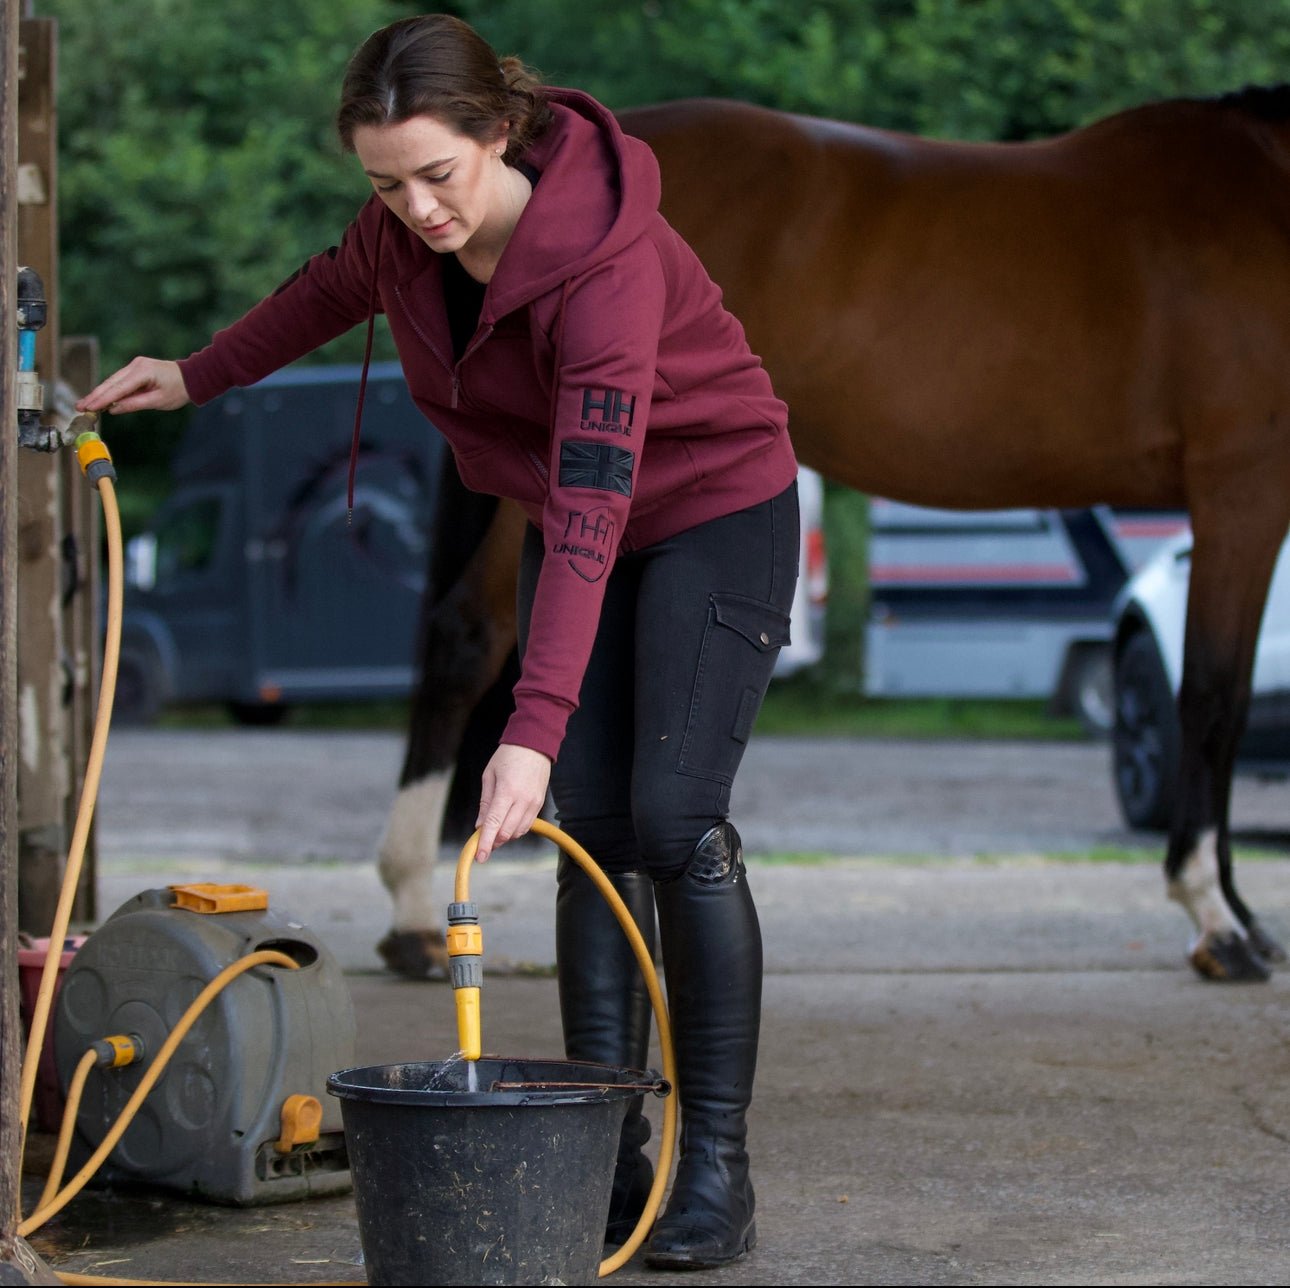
<box><xmin>1110</xmin><ymin>529</ymin><xmax>1290</xmax><ymax>828</ymax></box>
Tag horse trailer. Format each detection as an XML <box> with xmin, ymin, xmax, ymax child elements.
<box><xmin>116</xmin><ymin>362</ymin><xmax>449</xmax><ymax>724</ymax></box>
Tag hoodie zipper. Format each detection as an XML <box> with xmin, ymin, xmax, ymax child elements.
<box><xmin>452</xmin><ymin>325</ymin><xmax>494</xmax><ymax>409</ymax></box>
<box><xmin>393</xmin><ymin>280</ymin><xmax>548</xmax><ymax>479</ymax></box>
<box><xmin>393</xmin><ymin>283</ymin><xmax>494</xmax><ymax>409</ymax></box>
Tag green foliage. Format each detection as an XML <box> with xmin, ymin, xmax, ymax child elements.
<box><xmin>757</xmin><ymin>677</ymin><xmax>1086</xmax><ymax>739</ymax></box>
<box><xmin>457</xmin><ymin>0</ymin><xmax>1290</xmax><ymax>136</ymax></box>
<box><xmin>48</xmin><ymin>0</ymin><xmax>414</xmax><ymax>372</ymax></box>
<box><xmin>159</xmin><ymin>688</ymin><xmax>1086</xmax><ymax>739</ymax></box>
<box><xmin>878</xmin><ymin>0</ymin><xmax>1290</xmax><ymax>139</ymax></box>
<box><xmin>819</xmin><ymin>481</ymin><xmax>869</xmax><ymax>693</ymax></box>
<box><xmin>454</xmin><ymin>0</ymin><xmax>892</xmax><ymax>117</ymax></box>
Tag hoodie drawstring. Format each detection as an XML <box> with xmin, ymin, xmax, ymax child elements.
<box><xmin>347</xmin><ymin>210</ymin><xmax>386</xmax><ymax>523</ymax></box>
<box><xmin>546</xmin><ymin>278</ymin><xmax>571</xmax><ymax>430</ymax></box>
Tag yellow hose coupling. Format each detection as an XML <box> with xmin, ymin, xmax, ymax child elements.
<box><xmin>92</xmin><ymin>1033</ymin><xmax>144</xmax><ymax>1068</ymax></box>
<box><xmin>74</xmin><ymin>428</ymin><xmax>117</xmax><ymax>484</ymax></box>
<box><xmin>445</xmin><ymin>902</ymin><xmax>482</xmax><ymax>1061</ymax></box>
<box><xmin>275</xmin><ymin>1093</ymin><xmax>323</xmax><ymax>1154</ymax></box>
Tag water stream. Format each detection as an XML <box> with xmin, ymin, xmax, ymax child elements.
<box><xmin>426</xmin><ymin>1050</ymin><xmax>481</xmax><ymax>1092</ymax></box>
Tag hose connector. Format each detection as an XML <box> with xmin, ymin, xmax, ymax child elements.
<box><xmin>92</xmin><ymin>1033</ymin><xmax>144</xmax><ymax>1068</ymax></box>
<box><xmin>74</xmin><ymin>425</ymin><xmax>117</xmax><ymax>485</ymax></box>
<box><xmin>445</xmin><ymin>901</ymin><xmax>482</xmax><ymax>1061</ymax></box>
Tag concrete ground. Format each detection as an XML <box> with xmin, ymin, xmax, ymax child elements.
<box><xmin>20</xmin><ymin>855</ymin><xmax>1290</xmax><ymax>1285</ymax></box>
<box><xmin>17</xmin><ymin>732</ymin><xmax>1290</xmax><ymax>1283</ymax></box>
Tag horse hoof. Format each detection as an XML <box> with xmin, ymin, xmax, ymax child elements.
<box><xmin>1189</xmin><ymin>932</ymin><xmax>1272</xmax><ymax>983</ymax></box>
<box><xmin>377</xmin><ymin>929</ymin><xmax>449</xmax><ymax>980</ymax></box>
<box><xmin>1244</xmin><ymin>918</ymin><xmax>1287</xmax><ymax>965</ymax></box>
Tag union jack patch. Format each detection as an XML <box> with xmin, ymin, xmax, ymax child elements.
<box><xmin>559</xmin><ymin>442</ymin><xmax>634</xmax><ymax>497</ymax></box>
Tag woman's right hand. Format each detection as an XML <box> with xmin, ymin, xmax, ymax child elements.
<box><xmin>75</xmin><ymin>357</ymin><xmax>190</xmax><ymax>415</ymax></box>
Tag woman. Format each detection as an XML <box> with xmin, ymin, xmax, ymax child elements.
<box><xmin>77</xmin><ymin>14</ymin><xmax>798</xmax><ymax>1269</ymax></box>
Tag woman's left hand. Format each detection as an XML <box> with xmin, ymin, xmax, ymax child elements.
<box><xmin>475</xmin><ymin>744</ymin><xmax>552</xmax><ymax>861</ymax></box>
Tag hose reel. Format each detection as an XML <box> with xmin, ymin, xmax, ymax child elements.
<box><xmin>52</xmin><ymin>885</ymin><xmax>356</xmax><ymax>1206</ymax></box>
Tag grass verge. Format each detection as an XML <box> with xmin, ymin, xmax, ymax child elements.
<box><xmin>158</xmin><ymin>677</ymin><xmax>1090</xmax><ymax>741</ymax></box>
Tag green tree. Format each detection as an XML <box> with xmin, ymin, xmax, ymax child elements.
<box><xmin>46</xmin><ymin>0</ymin><xmax>416</xmax><ymax>469</ymax></box>
<box><xmin>878</xmin><ymin>0</ymin><xmax>1290</xmax><ymax>139</ymax></box>
<box><xmin>458</xmin><ymin>0</ymin><xmax>1290</xmax><ymax>135</ymax></box>
<box><xmin>50</xmin><ymin>0</ymin><xmax>418</xmax><ymax>364</ymax></box>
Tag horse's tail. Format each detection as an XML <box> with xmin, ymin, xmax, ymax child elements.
<box><xmin>424</xmin><ymin>454</ymin><xmax>502</xmax><ymax>607</ymax></box>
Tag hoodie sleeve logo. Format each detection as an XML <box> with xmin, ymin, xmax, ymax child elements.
<box><xmin>580</xmin><ymin>387</ymin><xmax>637</xmax><ymax>436</ymax></box>
<box><xmin>553</xmin><ymin>506</ymin><xmax>615</xmax><ymax>582</ymax></box>
<box><xmin>559</xmin><ymin>441</ymin><xmax>635</xmax><ymax>497</ymax></box>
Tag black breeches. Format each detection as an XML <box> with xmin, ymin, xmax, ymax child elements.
<box><xmin>517</xmin><ymin>482</ymin><xmax>799</xmax><ymax>880</ymax></box>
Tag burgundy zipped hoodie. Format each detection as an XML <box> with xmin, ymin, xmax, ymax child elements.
<box><xmin>179</xmin><ymin>89</ymin><xmax>798</xmax><ymax>761</ymax></box>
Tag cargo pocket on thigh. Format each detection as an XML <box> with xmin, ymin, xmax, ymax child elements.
<box><xmin>678</xmin><ymin>592</ymin><xmax>792</xmax><ymax>785</ymax></box>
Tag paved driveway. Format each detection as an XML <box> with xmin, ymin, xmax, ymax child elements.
<box><xmin>95</xmin><ymin>729</ymin><xmax>1290</xmax><ymax>864</ymax></box>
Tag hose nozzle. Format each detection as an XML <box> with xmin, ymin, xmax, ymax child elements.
<box><xmin>445</xmin><ymin>901</ymin><xmax>482</xmax><ymax>1061</ymax></box>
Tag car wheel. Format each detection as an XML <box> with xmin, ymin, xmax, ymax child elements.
<box><xmin>1112</xmin><ymin>629</ymin><xmax>1180</xmax><ymax>830</ymax></box>
<box><xmin>1063</xmin><ymin>644</ymin><xmax>1115</xmax><ymax>737</ymax></box>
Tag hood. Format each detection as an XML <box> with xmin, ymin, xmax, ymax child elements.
<box><xmin>483</xmin><ymin>88</ymin><xmax>662</xmax><ymax>319</ymax></box>
<box><xmin>349</xmin><ymin>88</ymin><xmax>658</xmax><ymax>515</ymax></box>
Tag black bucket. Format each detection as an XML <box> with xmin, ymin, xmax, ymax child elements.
<box><xmin>327</xmin><ymin>1056</ymin><xmax>654</xmax><ymax>1286</ymax></box>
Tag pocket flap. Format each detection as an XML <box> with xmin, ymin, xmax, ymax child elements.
<box><xmin>711</xmin><ymin>592</ymin><xmax>792</xmax><ymax>651</ymax></box>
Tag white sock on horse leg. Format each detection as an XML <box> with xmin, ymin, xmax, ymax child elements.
<box><xmin>378</xmin><ymin>772</ymin><xmax>452</xmax><ymax>932</ymax></box>
<box><xmin>1167</xmin><ymin>826</ymin><xmax>1246</xmax><ymax>945</ymax></box>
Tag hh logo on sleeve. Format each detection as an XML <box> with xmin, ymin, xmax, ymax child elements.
<box><xmin>580</xmin><ymin>387</ymin><xmax>636</xmax><ymax>435</ymax></box>
<box><xmin>559</xmin><ymin>441</ymin><xmax>634</xmax><ymax>497</ymax></box>
<box><xmin>553</xmin><ymin>506</ymin><xmax>616</xmax><ymax>582</ymax></box>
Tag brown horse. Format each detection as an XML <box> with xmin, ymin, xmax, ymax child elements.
<box><xmin>376</xmin><ymin>87</ymin><xmax>1290</xmax><ymax>983</ymax></box>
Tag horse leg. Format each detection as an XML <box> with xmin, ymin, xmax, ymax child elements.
<box><xmin>376</xmin><ymin>496</ymin><xmax>526</xmax><ymax>978</ymax></box>
<box><xmin>1214</xmin><ymin>746</ymin><xmax>1288</xmax><ymax>966</ymax></box>
<box><xmin>1165</xmin><ymin>509</ymin><xmax>1287</xmax><ymax>981</ymax></box>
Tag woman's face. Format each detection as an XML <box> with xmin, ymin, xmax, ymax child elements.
<box><xmin>353</xmin><ymin>115</ymin><xmax>508</xmax><ymax>256</ymax></box>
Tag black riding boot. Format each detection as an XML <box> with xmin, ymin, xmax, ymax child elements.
<box><xmin>646</xmin><ymin>822</ymin><xmax>761</xmax><ymax>1269</ymax></box>
<box><xmin>556</xmin><ymin>855</ymin><xmax>657</xmax><ymax>1246</ymax></box>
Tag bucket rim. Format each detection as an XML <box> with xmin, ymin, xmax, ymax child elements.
<box><xmin>326</xmin><ymin>1056</ymin><xmax>662</xmax><ymax>1108</ymax></box>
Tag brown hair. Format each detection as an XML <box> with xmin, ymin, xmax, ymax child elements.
<box><xmin>336</xmin><ymin>14</ymin><xmax>552</xmax><ymax>163</ymax></box>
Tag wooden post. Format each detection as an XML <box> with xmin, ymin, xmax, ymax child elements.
<box><xmin>15</xmin><ymin>14</ymin><xmax>68</xmax><ymax>936</ymax></box>
<box><xmin>0</xmin><ymin>0</ymin><xmax>20</xmax><ymax>1251</ymax></box>
<box><xmin>2</xmin><ymin>0</ymin><xmax>58</xmax><ymax>1279</ymax></box>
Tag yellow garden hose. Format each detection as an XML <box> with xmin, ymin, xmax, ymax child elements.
<box><xmin>17</xmin><ymin>429</ymin><xmax>123</xmax><ymax>1181</ymax></box>
<box><xmin>451</xmin><ymin>819</ymin><xmax>679</xmax><ymax>1278</ymax></box>
<box><xmin>35</xmin><ymin>1049</ymin><xmax>96</xmax><ymax>1215</ymax></box>
<box><xmin>15</xmin><ymin>424</ymin><xmax>676</xmax><ymax>1281</ymax></box>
